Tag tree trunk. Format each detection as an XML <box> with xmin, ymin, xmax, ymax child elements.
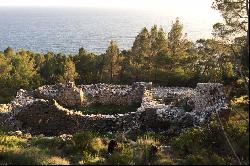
<box><xmin>246</xmin><ymin>0</ymin><xmax>249</xmax><ymax>55</ymax></box>
<box><xmin>110</xmin><ymin>61</ymin><xmax>113</xmax><ymax>83</ymax></box>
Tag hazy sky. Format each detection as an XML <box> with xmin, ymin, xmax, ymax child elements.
<box><xmin>0</xmin><ymin>0</ymin><xmax>217</xmax><ymax>12</ymax></box>
<box><xmin>0</xmin><ymin>0</ymin><xmax>223</xmax><ymax>24</ymax></box>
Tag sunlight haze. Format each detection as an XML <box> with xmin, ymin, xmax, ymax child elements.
<box><xmin>0</xmin><ymin>0</ymin><xmax>222</xmax><ymax>20</ymax></box>
<box><xmin>0</xmin><ymin>0</ymin><xmax>216</xmax><ymax>12</ymax></box>
<box><xmin>0</xmin><ymin>0</ymin><xmax>223</xmax><ymax>53</ymax></box>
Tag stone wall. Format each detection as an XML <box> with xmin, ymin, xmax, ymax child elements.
<box><xmin>195</xmin><ymin>83</ymin><xmax>226</xmax><ymax>111</ymax></box>
<box><xmin>79</xmin><ymin>82</ymin><xmax>151</xmax><ymax>106</ymax></box>
<box><xmin>35</xmin><ymin>82</ymin><xmax>151</xmax><ymax>107</ymax></box>
<box><xmin>0</xmin><ymin>89</ymin><xmax>38</xmax><ymax>131</ymax></box>
<box><xmin>0</xmin><ymin>82</ymin><xmax>228</xmax><ymax>136</ymax></box>
<box><xmin>14</xmin><ymin>99</ymin><xmax>140</xmax><ymax>135</ymax></box>
<box><xmin>35</xmin><ymin>82</ymin><xmax>85</xmax><ymax>108</ymax></box>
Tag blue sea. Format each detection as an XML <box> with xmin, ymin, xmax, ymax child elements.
<box><xmin>0</xmin><ymin>7</ymin><xmax>220</xmax><ymax>54</ymax></box>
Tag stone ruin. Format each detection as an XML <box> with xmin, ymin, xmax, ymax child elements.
<box><xmin>0</xmin><ymin>82</ymin><xmax>230</xmax><ymax>136</ymax></box>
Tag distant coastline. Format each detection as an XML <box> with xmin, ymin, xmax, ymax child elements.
<box><xmin>0</xmin><ymin>7</ymin><xmax>221</xmax><ymax>54</ymax></box>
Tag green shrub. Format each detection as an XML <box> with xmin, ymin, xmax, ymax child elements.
<box><xmin>1</xmin><ymin>146</ymin><xmax>70</xmax><ymax>165</ymax></box>
<box><xmin>105</xmin><ymin>150</ymin><xmax>134</xmax><ymax>165</ymax></box>
<box><xmin>170</xmin><ymin>128</ymin><xmax>206</xmax><ymax>156</ymax></box>
<box><xmin>78</xmin><ymin>151</ymin><xmax>94</xmax><ymax>164</ymax></box>
<box><xmin>72</xmin><ymin>131</ymin><xmax>95</xmax><ymax>151</ymax></box>
<box><xmin>46</xmin><ymin>156</ymin><xmax>70</xmax><ymax>165</ymax></box>
<box><xmin>90</xmin><ymin>137</ymin><xmax>106</xmax><ymax>154</ymax></box>
<box><xmin>183</xmin><ymin>150</ymin><xmax>226</xmax><ymax>165</ymax></box>
<box><xmin>170</xmin><ymin>109</ymin><xmax>249</xmax><ymax>165</ymax></box>
<box><xmin>31</xmin><ymin>137</ymin><xmax>64</xmax><ymax>149</ymax></box>
<box><xmin>0</xmin><ymin>134</ymin><xmax>26</xmax><ymax>148</ymax></box>
<box><xmin>72</xmin><ymin>131</ymin><xmax>105</xmax><ymax>155</ymax></box>
<box><xmin>154</xmin><ymin>153</ymin><xmax>175</xmax><ymax>165</ymax></box>
<box><xmin>0</xmin><ymin>147</ymin><xmax>49</xmax><ymax>165</ymax></box>
<box><xmin>230</xmin><ymin>95</ymin><xmax>249</xmax><ymax>111</ymax></box>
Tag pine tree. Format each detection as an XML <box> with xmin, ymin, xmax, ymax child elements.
<box><xmin>105</xmin><ymin>40</ymin><xmax>120</xmax><ymax>83</ymax></box>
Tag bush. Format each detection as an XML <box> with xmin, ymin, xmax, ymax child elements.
<box><xmin>170</xmin><ymin>109</ymin><xmax>249</xmax><ymax>165</ymax></box>
<box><xmin>90</xmin><ymin>137</ymin><xmax>106</xmax><ymax>154</ymax></box>
<box><xmin>0</xmin><ymin>146</ymin><xmax>70</xmax><ymax>165</ymax></box>
<box><xmin>0</xmin><ymin>134</ymin><xmax>26</xmax><ymax>148</ymax></box>
<box><xmin>31</xmin><ymin>137</ymin><xmax>64</xmax><ymax>149</ymax></box>
<box><xmin>183</xmin><ymin>150</ymin><xmax>226</xmax><ymax>165</ymax></box>
<box><xmin>78</xmin><ymin>151</ymin><xmax>104</xmax><ymax>165</ymax></box>
<box><xmin>230</xmin><ymin>95</ymin><xmax>249</xmax><ymax>111</ymax></box>
<box><xmin>105</xmin><ymin>150</ymin><xmax>134</xmax><ymax>165</ymax></box>
<box><xmin>46</xmin><ymin>156</ymin><xmax>70</xmax><ymax>165</ymax></box>
<box><xmin>0</xmin><ymin>147</ymin><xmax>49</xmax><ymax>165</ymax></box>
<box><xmin>72</xmin><ymin>132</ymin><xmax>97</xmax><ymax>152</ymax></box>
<box><xmin>170</xmin><ymin>128</ymin><xmax>206</xmax><ymax>155</ymax></box>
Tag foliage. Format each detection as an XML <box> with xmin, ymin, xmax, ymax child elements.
<box><xmin>0</xmin><ymin>134</ymin><xmax>26</xmax><ymax>148</ymax></box>
<box><xmin>72</xmin><ymin>131</ymin><xmax>105</xmax><ymax>155</ymax></box>
<box><xmin>170</xmin><ymin>106</ymin><xmax>249</xmax><ymax>165</ymax></box>
<box><xmin>0</xmin><ymin>50</ymin><xmax>41</xmax><ymax>103</ymax></box>
<box><xmin>182</xmin><ymin>150</ymin><xmax>226</xmax><ymax>165</ymax></box>
<box><xmin>212</xmin><ymin>0</ymin><xmax>248</xmax><ymax>39</ymax></box>
<box><xmin>104</xmin><ymin>40</ymin><xmax>121</xmax><ymax>83</ymax></box>
<box><xmin>104</xmin><ymin>149</ymin><xmax>134</xmax><ymax>165</ymax></box>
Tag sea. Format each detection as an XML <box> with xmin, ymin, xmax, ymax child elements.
<box><xmin>0</xmin><ymin>7</ymin><xmax>222</xmax><ymax>54</ymax></box>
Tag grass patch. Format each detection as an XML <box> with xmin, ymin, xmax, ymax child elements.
<box><xmin>75</xmin><ymin>103</ymin><xmax>141</xmax><ymax>115</ymax></box>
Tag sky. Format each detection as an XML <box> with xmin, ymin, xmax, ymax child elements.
<box><xmin>0</xmin><ymin>0</ymin><xmax>222</xmax><ymax>19</ymax></box>
<box><xmin>0</xmin><ymin>0</ymin><xmax>217</xmax><ymax>11</ymax></box>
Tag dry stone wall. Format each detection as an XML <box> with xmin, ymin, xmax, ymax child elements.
<box><xmin>35</xmin><ymin>82</ymin><xmax>85</xmax><ymax>108</ymax></box>
<box><xmin>78</xmin><ymin>82</ymin><xmax>151</xmax><ymax>106</ymax></box>
<box><xmin>35</xmin><ymin>82</ymin><xmax>151</xmax><ymax>107</ymax></box>
<box><xmin>195</xmin><ymin>83</ymin><xmax>226</xmax><ymax>111</ymax></box>
<box><xmin>0</xmin><ymin>82</ymin><xmax>229</xmax><ymax>136</ymax></box>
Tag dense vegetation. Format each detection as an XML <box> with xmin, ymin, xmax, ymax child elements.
<box><xmin>0</xmin><ymin>0</ymin><xmax>249</xmax><ymax>165</ymax></box>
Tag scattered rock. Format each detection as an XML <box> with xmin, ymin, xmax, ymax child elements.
<box><xmin>8</xmin><ymin>130</ymin><xmax>22</xmax><ymax>136</ymax></box>
<box><xmin>59</xmin><ymin>134</ymin><xmax>73</xmax><ymax>141</ymax></box>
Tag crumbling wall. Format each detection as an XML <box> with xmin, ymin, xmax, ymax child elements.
<box><xmin>0</xmin><ymin>82</ymin><xmax>228</xmax><ymax>136</ymax></box>
<box><xmin>79</xmin><ymin>82</ymin><xmax>151</xmax><ymax>106</ymax></box>
<box><xmin>194</xmin><ymin>83</ymin><xmax>226</xmax><ymax>111</ymax></box>
<box><xmin>0</xmin><ymin>89</ymin><xmax>38</xmax><ymax>131</ymax></box>
<box><xmin>35</xmin><ymin>82</ymin><xmax>85</xmax><ymax>108</ymax></box>
<box><xmin>35</xmin><ymin>82</ymin><xmax>151</xmax><ymax>107</ymax></box>
<box><xmin>15</xmin><ymin>99</ymin><xmax>140</xmax><ymax>135</ymax></box>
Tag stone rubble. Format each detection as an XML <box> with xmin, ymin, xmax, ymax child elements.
<box><xmin>58</xmin><ymin>134</ymin><xmax>73</xmax><ymax>141</ymax></box>
<box><xmin>35</xmin><ymin>82</ymin><xmax>85</xmax><ymax>108</ymax></box>
<box><xmin>0</xmin><ymin>82</ymin><xmax>229</xmax><ymax>136</ymax></box>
